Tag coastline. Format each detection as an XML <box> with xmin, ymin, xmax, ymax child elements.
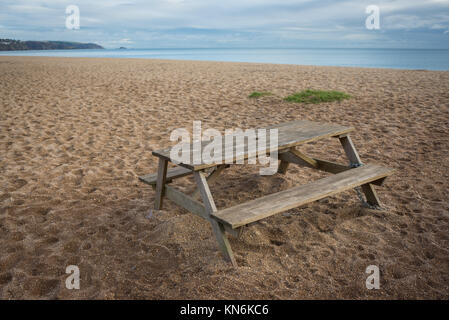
<box><xmin>1</xmin><ymin>47</ymin><xmax>448</xmax><ymax>71</ymax></box>
<box><xmin>0</xmin><ymin>54</ymin><xmax>447</xmax><ymax>72</ymax></box>
<box><xmin>1</xmin><ymin>56</ymin><xmax>448</xmax><ymax>299</ymax></box>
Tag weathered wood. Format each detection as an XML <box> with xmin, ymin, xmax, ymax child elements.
<box><xmin>223</xmin><ymin>224</ymin><xmax>243</xmax><ymax>238</ymax></box>
<box><xmin>277</xmin><ymin>160</ymin><xmax>290</xmax><ymax>174</ymax></box>
<box><xmin>315</xmin><ymin>158</ymin><xmax>350</xmax><ymax>174</ymax></box>
<box><xmin>212</xmin><ymin>164</ymin><xmax>395</xmax><ymax>229</ymax></box>
<box><xmin>139</xmin><ymin>166</ymin><xmax>192</xmax><ymax>185</ymax></box>
<box><xmin>289</xmin><ymin>148</ymin><xmax>318</xmax><ymax>168</ymax></box>
<box><xmin>164</xmin><ymin>184</ymin><xmax>241</xmax><ymax>237</ymax></box>
<box><xmin>279</xmin><ymin>151</ymin><xmax>349</xmax><ymax>174</ymax></box>
<box><xmin>339</xmin><ymin>135</ymin><xmax>362</xmax><ymax>166</ymax></box>
<box><xmin>153</xmin><ymin>184</ymin><xmax>240</xmax><ymax>237</ymax></box>
<box><xmin>193</xmin><ymin>171</ymin><xmax>237</xmax><ymax>266</ymax></box>
<box><xmin>361</xmin><ymin>183</ymin><xmax>382</xmax><ymax>207</ymax></box>
<box><xmin>165</xmin><ymin>185</ymin><xmax>208</xmax><ymax>220</ymax></box>
<box><xmin>153</xmin><ymin>120</ymin><xmax>355</xmax><ymax>171</ymax></box>
<box><xmin>191</xmin><ymin>165</ymin><xmax>226</xmax><ymax>199</ymax></box>
<box><xmin>143</xmin><ymin>120</ymin><xmax>393</xmax><ymax>266</ymax></box>
<box><xmin>279</xmin><ymin>151</ymin><xmax>315</xmax><ymax>168</ymax></box>
<box><xmin>370</xmin><ymin>176</ymin><xmax>386</xmax><ymax>186</ymax></box>
<box><xmin>207</xmin><ymin>165</ymin><xmax>226</xmax><ymax>184</ymax></box>
<box><xmin>193</xmin><ymin>171</ymin><xmax>217</xmax><ymax>212</ymax></box>
<box><xmin>337</xmin><ymin>134</ymin><xmax>382</xmax><ymax>207</ymax></box>
<box><xmin>154</xmin><ymin>158</ymin><xmax>168</xmax><ymax>210</ymax></box>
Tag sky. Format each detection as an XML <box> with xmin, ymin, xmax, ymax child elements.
<box><xmin>1</xmin><ymin>0</ymin><xmax>449</xmax><ymax>49</ymax></box>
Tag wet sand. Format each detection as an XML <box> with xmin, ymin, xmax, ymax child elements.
<box><xmin>0</xmin><ymin>56</ymin><xmax>448</xmax><ymax>299</ymax></box>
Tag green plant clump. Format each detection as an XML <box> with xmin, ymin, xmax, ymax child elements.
<box><xmin>249</xmin><ymin>91</ymin><xmax>273</xmax><ymax>98</ymax></box>
<box><xmin>284</xmin><ymin>90</ymin><xmax>351</xmax><ymax>104</ymax></box>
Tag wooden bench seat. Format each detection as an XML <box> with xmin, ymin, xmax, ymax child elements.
<box><xmin>211</xmin><ymin>164</ymin><xmax>395</xmax><ymax>229</ymax></box>
<box><xmin>139</xmin><ymin>166</ymin><xmax>192</xmax><ymax>185</ymax></box>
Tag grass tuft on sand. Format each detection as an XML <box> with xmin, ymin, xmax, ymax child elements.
<box><xmin>249</xmin><ymin>91</ymin><xmax>273</xmax><ymax>98</ymax></box>
<box><xmin>284</xmin><ymin>89</ymin><xmax>351</xmax><ymax>104</ymax></box>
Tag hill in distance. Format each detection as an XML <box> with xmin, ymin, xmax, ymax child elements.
<box><xmin>0</xmin><ymin>39</ymin><xmax>104</xmax><ymax>51</ymax></box>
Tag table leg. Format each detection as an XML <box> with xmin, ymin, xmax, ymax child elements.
<box><xmin>339</xmin><ymin>135</ymin><xmax>362</xmax><ymax>166</ymax></box>
<box><xmin>154</xmin><ymin>158</ymin><xmax>168</xmax><ymax>210</ymax></box>
<box><xmin>277</xmin><ymin>160</ymin><xmax>290</xmax><ymax>174</ymax></box>
<box><xmin>194</xmin><ymin>170</ymin><xmax>237</xmax><ymax>267</ymax></box>
<box><xmin>361</xmin><ymin>183</ymin><xmax>382</xmax><ymax>208</ymax></box>
<box><xmin>191</xmin><ymin>164</ymin><xmax>226</xmax><ymax>199</ymax></box>
<box><xmin>339</xmin><ymin>135</ymin><xmax>381</xmax><ymax>208</ymax></box>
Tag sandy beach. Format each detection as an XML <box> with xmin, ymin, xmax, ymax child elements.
<box><xmin>0</xmin><ymin>56</ymin><xmax>448</xmax><ymax>299</ymax></box>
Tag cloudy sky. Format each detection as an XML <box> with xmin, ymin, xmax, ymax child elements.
<box><xmin>1</xmin><ymin>0</ymin><xmax>449</xmax><ymax>48</ymax></box>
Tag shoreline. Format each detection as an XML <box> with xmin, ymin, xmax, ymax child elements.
<box><xmin>1</xmin><ymin>48</ymin><xmax>448</xmax><ymax>71</ymax></box>
<box><xmin>1</xmin><ymin>55</ymin><xmax>448</xmax><ymax>72</ymax></box>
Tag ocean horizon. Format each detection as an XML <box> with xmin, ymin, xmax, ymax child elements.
<box><xmin>1</xmin><ymin>47</ymin><xmax>449</xmax><ymax>71</ymax></box>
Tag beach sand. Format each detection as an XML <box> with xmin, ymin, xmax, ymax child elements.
<box><xmin>0</xmin><ymin>56</ymin><xmax>448</xmax><ymax>299</ymax></box>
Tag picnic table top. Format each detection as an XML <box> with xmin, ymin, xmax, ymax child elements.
<box><xmin>152</xmin><ymin>120</ymin><xmax>355</xmax><ymax>171</ymax></box>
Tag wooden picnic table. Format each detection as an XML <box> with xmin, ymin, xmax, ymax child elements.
<box><xmin>140</xmin><ymin>120</ymin><xmax>394</xmax><ymax>267</ymax></box>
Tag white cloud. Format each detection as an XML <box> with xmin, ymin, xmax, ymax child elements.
<box><xmin>1</xmin><ymin>0</ymin><xmax>449</xmax><ymax>48</ymax></box>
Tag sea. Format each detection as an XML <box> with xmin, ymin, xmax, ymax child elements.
<box><xmin>1</xmin><ymin>47</ymin><xmax>448</xmax><ymax>71</ymax></box>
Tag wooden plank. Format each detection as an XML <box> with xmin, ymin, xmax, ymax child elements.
<box><xmin>315</xmin><ymin>158</ymin><xmax>350</xmax><ymax>174</ymax></box>
<box><xmin>337</xmin><ymin>134</ymin><xmax>382</xmax><ymax>207</ymax></box>
<box><xmin>193</xmin><ymin>171</ymin><xmax>217</xmax><ymax>212</ymax></box>
<box><xmin>279</xmin><ymin>150</ymin><xmax>315</xmax><ymax>168</ymax></box>
<box><xmin>152</xmin><ymin>120</ymin><xmax>355</xmax><ymax>171</ymax></box>
<box><xmin>289</xmin><ymin>148</ymin><xmax>318</xmax><ymax>168</ymax></box>
<box><xmin>277</xmin><ymin>160</ymin><xmax>290</xmax><ymax>174</ymax></box>
<box><xmin>279</xmin><ymin>151</ymin><xmax>350</xmax><ymax>174</ymax></box>
<box><xmin>276</xmin><ymin>148</ymin><xmax>292</xmax><ymax>174</ymax></box>
<box><xmin>139</xmin><ymin>166</ymin><xmax>192</xmax><ymax>185</ymax></box>
<box><xmin>222</xmin><ymin>224</ymin><xmax>243</xmax><ymax>238</ymax></box>
<box><xmin>156</xmin><ymin>184</ymin><xmax>241</xmax><ymax>238</ymax></box>
<box><xmin>193</xmin><ymin>171</ymin><xmax>237</xmax><ymax>266</ymax></box>
<box><xmin>154</xmin><ymin>158</ymin><xmax>168</xmax><ymax>210</ymax></box>
<box><xmin>165</xmin><ymin>185</ymin><xmax>208</xmax><ymax>219</ymax></box>
<box><xmin>370</xmin><ymin>176</ymin><xmax>386</xmax><ymax>186</ymax></box>
<box><xmin>211</xmin><ymin>164</ymin><xmax>395</xmax><ymax>229</ymax></box>
<box><xmin>361</xmin><ymin>183</ymin><xmax>382</xmax><ymax>207</ymax></box>
<box><xmin>148</xmin><ymin>177</ymin><xmax>240</xmax><ymax>237</ymax></box>
<box><xmin>279</xmin><ymin>152</ymin><xmax>350</xmax><ymax>173</ymax></box>
<box><xmin>339</xmin><ymin>135</ymin><xmax>362</xmax><ymax>165</ymax></box>
<box><xmin>191</xmin><ymin>165</ymin><xmax>226</xmax><ymax>199</ymax></box>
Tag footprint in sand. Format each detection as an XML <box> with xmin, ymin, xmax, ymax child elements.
<box><xmin>25</xmin><ymin>278</ymin><xmax>60</xmax><ymax>298</ymax></box>
<box><xmin>0</xmin><ymin>272</ymin><xmax>13</xmax><ymax>285</ymax></box>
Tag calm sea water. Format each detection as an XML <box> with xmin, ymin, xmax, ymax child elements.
<box><xmin>1</xmin><ymin>48</ymin><xmax>448</xmax><ymax>71</ymax></box>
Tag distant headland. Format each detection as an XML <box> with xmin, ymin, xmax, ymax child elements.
<box><xmin>0</xmin><ymin>39</ymin><xmax>104</xmax><ymax>51</ymax></box>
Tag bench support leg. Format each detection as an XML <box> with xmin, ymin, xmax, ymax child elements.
<box><xmin>191</xmin><ymin>164</ymin><xmax>226</xmax><ymax>199</ymax></box>
<box><xmin>290</xmin><ymin>148</ymin><xmax>319</xmax><ymax>168</ymax></box>
<box><xmin>154</xmin><ymin>158</ymin><xmax>168</xmax><ymax>210</ymax></box>
<box><xmin>339</xmin><ymin>135</ymin><xmax>382</xmax><ymax>208</ymax></box>
<box><xmin>278</xmin><ymin>148</ymin><xmax>319</xmax><ymax>169</ymax></box>
<box><xmin>361</xmin><ymin>183</ymin><xmax>382</xmax><ymax>208</ymax></box>
<box><xmin>339</xmin><ymin>135</ymin><xmax>363</xmax><ymax>166</ymax></box>
<box><xmin>193</xmin><ymin>171</ymin><xmax>237</xmax><ymax>267</ymax></box>
<box><xmin>277</xmin><ymin>160</ymin><xmax>290</xmax><ymax>174</ymax></box>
